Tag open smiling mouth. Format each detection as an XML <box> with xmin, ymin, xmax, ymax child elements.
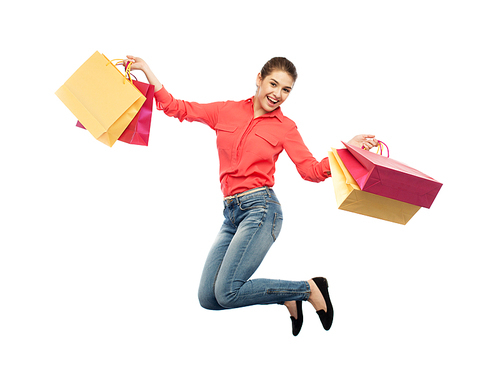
<box><xmin>267</xmin><ymin>96</ymin><xmax>279</xmax><ymax>106</ymax></box>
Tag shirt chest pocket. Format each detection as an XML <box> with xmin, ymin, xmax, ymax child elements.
<box><xmin>215</xmin><ymin>123</ymin><xmax>238</xmax><ymax>150</ymax></box>
<box><xmin>251</xmin><ymin>130</ymin><xmax>282</xmax><ymax>160</ymax></box>
<box><xmin>255</xmin><ymin>131</ymin><xmax>279</xmax><ymax>147</ymax></box>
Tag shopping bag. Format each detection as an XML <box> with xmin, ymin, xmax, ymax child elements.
<box><xmin>55</xmin><ymin>51</ymin><xmax>146</xmax><ymax>147</ymax></box>
<box><xmin>338</xmin><ymin>142</ymin><xmax>442</xmax><ymax>208</ymax></box>
<box><xmin>328</xmin><ymin>148</ymin><xmax>421</xmax><ymax>225</ymax></box>
<box><xmin>116</xmin><ymin>80</ymin><xmax>154</xmax><ymax>145</ymax></box>
<box><xmin>77</xmin><ymin>79</ymin><xmax>154</xmax><ymax>146</ymax></box>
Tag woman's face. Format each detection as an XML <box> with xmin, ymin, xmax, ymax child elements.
<box><xmin>254</xmin><ymin>70</ymin><xmax>294</xmax><ymax>117</ymax></box>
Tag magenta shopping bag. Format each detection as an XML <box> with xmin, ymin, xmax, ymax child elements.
<box><xmin>338</xmin><ymin>141</ymin><xmax>443</xmax><ymax>209</ymax></box>
<box><xmin>77</xmin><ymin>79</ymin><xmax>154</xmax><ymax>146</ymax></box>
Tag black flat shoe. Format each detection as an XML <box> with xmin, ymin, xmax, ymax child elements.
<box><xmin>312</xmin><ymin>277</ymin><xmax>334</xmax><ymax>330</ymax></box>
<box><xmin>290</xmin><ymin>301</ymin><xmax>303</xmax><ymax>336</ymax></box>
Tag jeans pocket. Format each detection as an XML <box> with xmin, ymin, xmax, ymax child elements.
<box><xmin>272</xmin><ymin>212</ymin><xmax>283</xmax><ymax>242</ymax></box>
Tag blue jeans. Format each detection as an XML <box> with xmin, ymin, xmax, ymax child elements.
<box><xmin>198</xmin><ymin>187</ymin><xmax>311</xmax><ymax>310</ymax></box>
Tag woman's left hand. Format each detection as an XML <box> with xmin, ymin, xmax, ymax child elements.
<box><xmin>347</xmin><ymin>134</ymin><xmax>378</xmax><ymax>150</ymax></box>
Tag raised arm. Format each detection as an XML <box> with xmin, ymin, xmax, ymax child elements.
<box><xmin>123</xmin><ymin>55</ymin><xmax>223</xmax><ymax>129</ymax></box>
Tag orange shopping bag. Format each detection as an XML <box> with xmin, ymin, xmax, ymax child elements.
<box><xmin>56</xmin><ymin>51</ymin><xmax>146</xmax><ymax>147</ymax></box>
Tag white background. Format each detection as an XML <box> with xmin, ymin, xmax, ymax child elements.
<box><xmin>1</xmin><ymin>0</ymin><xmax>499</xmax><ymax>384</ymax></box>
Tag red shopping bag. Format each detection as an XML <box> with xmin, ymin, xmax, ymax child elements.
<box><xmin>77</xmin><ymin>79</ymin><xmax>154</xmax><ymax>146</ymax></box>
<box><xmin>338</xmin><ymin>141</ymin><xmax>443</xmax><ymax>208</ymax></box>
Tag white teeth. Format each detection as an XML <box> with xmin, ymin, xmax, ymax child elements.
<box><xmin>268</xmin><ymin>96</ymin><xmax>278</xmax><ymax>103</ymax></box>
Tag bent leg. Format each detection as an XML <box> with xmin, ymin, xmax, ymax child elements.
<box><xmin>214</xmin><ymin>202</ymin><xmax>310</xmax><ymax>309</ymax></box>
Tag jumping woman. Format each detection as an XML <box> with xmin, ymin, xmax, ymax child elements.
<box><xmin>124</xmin><ymin>55</ymin><xmax>377</xmax><ymax>336</ymax></box>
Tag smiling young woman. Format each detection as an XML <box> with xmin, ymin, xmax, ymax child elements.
<box><xmin>254</xmin><ymin>70</ymin><xmax>293</xmax><ymax>117</ymax></box>
<box><xmin>253</xmin><ymin>57</ymin><xmax>296</xmax><ymax>118</ymax></box>
<box><xmin>124</xmin><ymin>55</ymin><xmax>377</xmax><ymax>336</ymax></box>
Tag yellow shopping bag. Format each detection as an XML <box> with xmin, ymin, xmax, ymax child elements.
<box><xmin>328</xmin><ymin>148</ymin><xmax>421</xmax><ymax>225</ymax></box>
<box><xmin>55</xmin><ymin>51</ymin><xmax>146</xmax><ymax>147</ymax></box>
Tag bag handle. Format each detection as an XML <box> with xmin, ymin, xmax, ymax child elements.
<box><xmin>124</xmin><ymin>61</ymin><xmax>138</xmax><ymax>82</ymax></box>
<box><xmin>106</xmin><ymin>58</ymin><xmax>133</xmax><ymax>85</ymax></box>
<box><xmin>362</xmin><ymin>140</ymin><xmax>390</xmax><ymax>157</ymax></box>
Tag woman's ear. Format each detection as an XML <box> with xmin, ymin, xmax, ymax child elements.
<box><xmin>256</xmin><ymin>73</ymin><xmax>263</xmax><ymax>88</ymax></box>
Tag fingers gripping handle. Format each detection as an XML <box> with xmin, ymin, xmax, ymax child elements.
<box><xmin>362</xmin><ymin>140</ymin><xmax>390</xmax><ymax>157</ymax></box>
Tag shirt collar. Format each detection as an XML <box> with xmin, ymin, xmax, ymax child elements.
<box><xmin>246</xmin><ymin>97</ymin><xmax>284</xmax><ymax>123</ymax></box>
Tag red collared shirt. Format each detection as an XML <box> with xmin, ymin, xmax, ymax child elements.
<box><xmin>154</xmin><ymin>86</ymin><xmax>331</xmax><ymax>197</ymax></box>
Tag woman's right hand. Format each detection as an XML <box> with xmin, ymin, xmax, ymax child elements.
<box><xmin>123</xmin><ymin>55</ymin><xmax>163</xmax><ymax>92</ymax></box>
<box><xmin>123</xmin><ymin>55</ymin><xmax>149</xmax><ymax>72</ymax></box>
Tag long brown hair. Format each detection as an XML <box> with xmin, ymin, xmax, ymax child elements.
<box><xmin>260</xmin><ymin>57</ymin><xmax>298</xmax><ymax>83</ymax></box>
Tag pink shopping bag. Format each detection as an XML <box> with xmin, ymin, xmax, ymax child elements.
<box><xmin>337</xmin><ymin>141</ymin><xmax>443</xmax><ymax>209</ymax></box>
